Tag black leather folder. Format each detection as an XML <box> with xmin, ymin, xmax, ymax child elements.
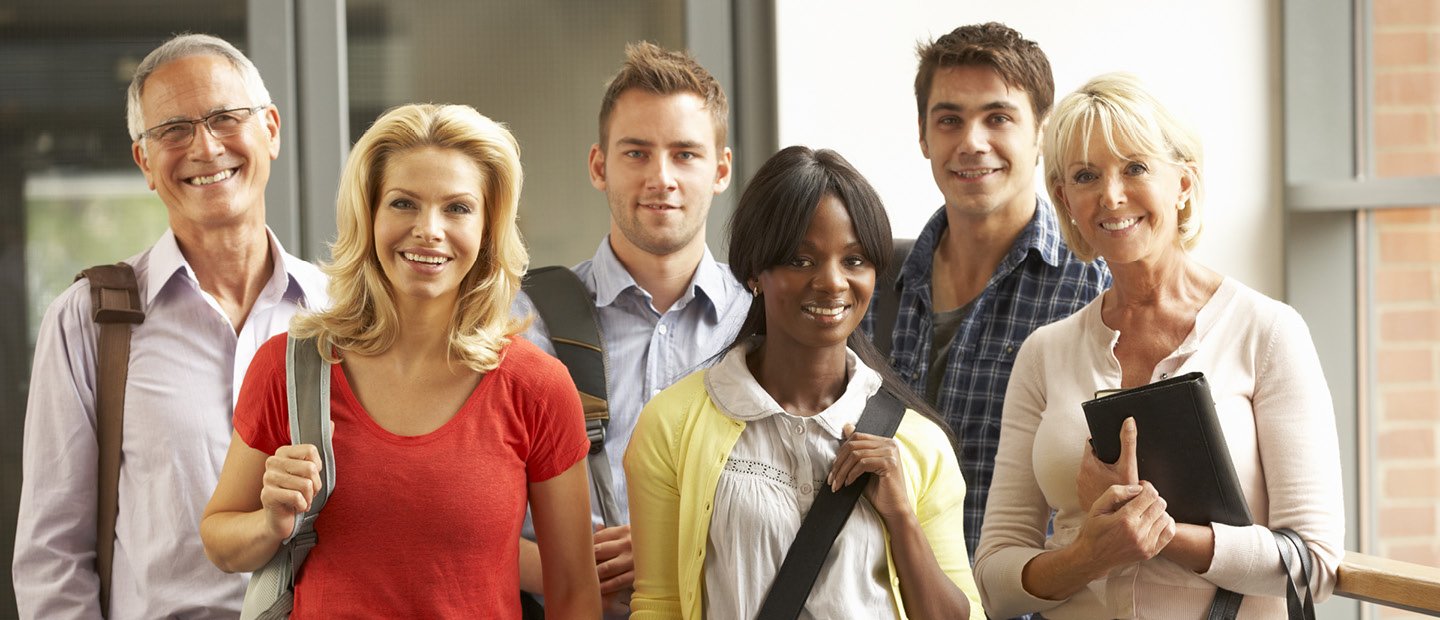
<box><xmin>1081</xmin><ymin>372</ymin><xmax>1254</xmax><ymax>527</ymax></box>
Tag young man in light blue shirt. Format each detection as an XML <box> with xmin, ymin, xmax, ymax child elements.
<box><xmin>516</xmin><ymin>41</ymin><xmax>749</xmax><ymax>617</ymax></box>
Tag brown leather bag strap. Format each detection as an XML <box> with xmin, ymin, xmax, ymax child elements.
<box><xmin>76</xmin><ymin>263</ymin><xmax>144</xmax><ymax>618</ymax></box>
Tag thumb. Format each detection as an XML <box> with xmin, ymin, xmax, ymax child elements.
<box><xmin>842</xmin><ymin>423</ymin><xmax>856</xmax><ymax>440</ymax></box>
<box><xmin>1119</xmin><ymin>417</ymin><xmax>1140</xmax><ymax>484</ymax></box>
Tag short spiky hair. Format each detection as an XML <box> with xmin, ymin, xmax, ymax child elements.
<box><xmin>597</xmin><ymin>41</ymin><xmax>728</xmax><ymax>150</ymax></box>
<box><xmin>914</xmin><ymin>22</ymin><xmax>1053</xmax><ymax>138</ymax></box>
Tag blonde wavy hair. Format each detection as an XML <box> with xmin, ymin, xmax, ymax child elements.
<box><xmin>1043</xmin><ymin>72</ymin><xmax>1205</xmax><ymax>262</ymax></box>
<box><xmin>292</xmin><ymin>103</ymin><xmax>527</xmax><ymax>372</ymax></box>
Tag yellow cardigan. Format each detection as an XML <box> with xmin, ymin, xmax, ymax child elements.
<box><xmin>623</xmin><ymin>370</ymin><xmax>984</xmax><ymax>620</ymax></box>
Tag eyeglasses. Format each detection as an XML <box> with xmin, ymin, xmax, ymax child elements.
<box><xmin>140</xmin><ymin>104</ymin><xmax>269</xmax><ymax>149</ymax></box>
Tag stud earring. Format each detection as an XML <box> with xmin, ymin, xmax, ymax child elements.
<box><xmin>751</xmin><ymin>286</ymin><xmax>761</xmax><ymax>297</ymax></box>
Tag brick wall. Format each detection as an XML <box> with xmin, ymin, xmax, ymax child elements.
<box><xmin>1371</xmin><ymin>0</ymin><xmax>1440</xmax><ymax>617</ymax></box>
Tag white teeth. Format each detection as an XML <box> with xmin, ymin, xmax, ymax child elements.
<box><xmin>804</xmin><ymin>305</ymin><xmax>845</xmax><ymax>316</ymax></box>
<box><xmin>402</xmin><ymin>252</ymin><xmax>447</xmax><ymax>264</ymax></box>
<box><xmin>187</xmin><ymin>169</ymin><xmax>234</xmax><ymax>186</ymax></box>
<box><xmin>1100</xmin><ymin>218</ymin><xmax>1138</xmax><ymax>231</ymax></box>
<box><xmin>955</xmin><ymin>169</ymin><xmax>996</xmax><ymax>179</ymax></box>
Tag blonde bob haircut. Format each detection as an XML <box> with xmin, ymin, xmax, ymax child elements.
<box><xmin>292</xmin><ymin>103</ymin><xmax>527</xmax><ymax>373</ymax></box>
<box><xmin>1043</xmin><ymin>72</ymin><xmax>1204</xmax><ymax>262</ymax></box>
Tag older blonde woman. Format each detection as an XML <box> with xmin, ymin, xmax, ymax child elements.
<box><xmin>973</xmin><ymin>74</ymin><xmax>1344</xmax><ymax>618</ymax></box>
<box><xmin>201</xmin><ymin>104</ymin><xmax>601</xmax><ymax>618</ymax></box>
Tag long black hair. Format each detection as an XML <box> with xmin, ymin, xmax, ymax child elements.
<box><xmin>724</xmin><ymin>145</ymin><xmax>948</xmax><ymax>434</ymax></box>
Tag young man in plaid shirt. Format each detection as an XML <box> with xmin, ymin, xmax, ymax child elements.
<box><xmin>878</xmin><ymin>23</ymin><xmax>1110</xmax><ymax>558</ymax></box>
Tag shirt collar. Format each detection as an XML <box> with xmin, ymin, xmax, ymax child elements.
<box><xmin>899</xmin><ymin>196</ymin><xmax>1067</xmax><ymax>295</ymax></box>
<box><xmin>1020</xmin><ymin>195</ymin><xmax>1066</xmax><ymax>268</ymax></box>
<box><xmin>587</xmin><ymin>234</ymin><xmax>729</xmax><ymax>319</ymax></box>
<box><xmin>143</xmin><ymin>227</ymin><xmax>324</xmax><ymax>308</ymax></box>
<box><xmin>143</xmin><ymin>229</ymin><xmax>188</xmax><ymax>306</ymax></box>
<box><xmin>704</xmin><ymin>338</ymin><xmax>883</xmax><ymax>441</ymax></box>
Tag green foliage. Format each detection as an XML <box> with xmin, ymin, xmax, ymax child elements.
<box><xmin>25</xmin><ymin>190</ymin><xmax>168</xmax><ymax>344</ymax></box>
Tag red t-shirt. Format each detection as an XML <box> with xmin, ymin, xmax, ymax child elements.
<box><xmin>234</xmin><ymin>334</ymin><xmax>590</xmax><ymax>619</ymax></box>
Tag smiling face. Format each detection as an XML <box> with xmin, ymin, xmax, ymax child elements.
<box><xmin>589</xmin><ymin>89</ymin><xmax>732</xmax><ymax>261</ymax></box>
<box><xmin>1053</xmin><ymin>128</ymin><xmax>1193</xmax><ymax>268</ymax></box>
<box><xmin>131</xmin><ymin>54</ymin><xmax>279</xmax><ymax>236</ymax></box>
<box><xmin>372</xmin><ymin>147</ymin><xmax>486</xmax><ymax>311</ymax></box>
<box><xmin>752</xmin><ymin>194</ymin><xmax>876</xmax><ymax>355</ymax></box>
<box><xmin>919</xmin><ymin>65</ymin><xmax>1041</xmax><ymax>221</ymax></box>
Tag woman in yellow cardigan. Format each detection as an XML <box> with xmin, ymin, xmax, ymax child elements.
<box><xmin>624</xmin><ymin>146</ymin><xmax>982</xmax><ymax>620</ymax></box>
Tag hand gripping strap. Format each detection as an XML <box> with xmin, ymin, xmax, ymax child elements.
<box><xmin>241</xmin><ymin>337</ymin><xmax>332</xmax><ymax>620</ymax></box>
<box><xmin>755</xmin><ymin>390</ymin><xmax>905</xmax><ymax>620</ymax></box>
<box><xmin>76</xmin><ymin>263</ymin><xmax>144</xmax><ymax>619</ymax></box>
<box><xmin>522</xmin><ymin>266</ymin><xmax>622</xmax><ymax>526</ymax></box>
<box><xmin>284</xmin><ymin>336</ymin><xmax>334</xmax><ymax>555</ymax></box>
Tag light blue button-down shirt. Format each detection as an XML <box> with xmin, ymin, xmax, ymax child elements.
<box><xmin>518</xmin><ymin>236</ymin><xmax>750</xmax><ymax>525</ymax></box>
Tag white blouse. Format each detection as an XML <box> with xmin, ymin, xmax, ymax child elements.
<box><xmin>701</xmin><ymin>342</ymin><xmax>899</xmax><ymax>620</ymax></box>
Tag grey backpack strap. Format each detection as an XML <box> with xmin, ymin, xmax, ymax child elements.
<box><xmin>522</xmin><ymin>266</ymin><xmax>618</xmax><ymax>526</ymax></box>
<box><xmin>285</xmin><ymin>335</ymin><xmax>334</xmax><ymax>564</ymax></box>
<box><xmin>76</xmin><ymin>263</ymin><xmax>145</xmax><ymax>619</ymax></box>
<box><xmin>240</xmin><ymin>336</ymin><xmax>333</xmax><ymax>620</ymax></box>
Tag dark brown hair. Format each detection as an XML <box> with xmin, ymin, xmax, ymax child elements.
<box><xmin>597</xmin><ymin>41</ymin><xmax>728</xmax><ymax>150</ymax></box>
<box><xmin>914</xmin><ymin>22</ymin><xmax>1054</xmax><ymax>138</ymax></box>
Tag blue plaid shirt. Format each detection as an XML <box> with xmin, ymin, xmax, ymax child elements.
<box><xmin>884</xmin><ymin>200</ymin><xmax>1108</xmax><ymax>557</ymax></box>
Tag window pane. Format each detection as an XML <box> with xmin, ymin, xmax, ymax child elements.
<box><xmin>346</xmin><ymin>0</ymin><xmax>684</xmax><ymax>267</ymax></box>
<box><xmin>1368</xmin><ymin>3</ymin><xmax>1440</xmax><ymax>616</ymax></box>
<box><xmin>1368</xmin><ymin>206</ymin><xmax>1440</xmax><ymax>620</ymax></box>
<box><xmin>1372</xmin><ymin>0</ymin><xmax>1440</xmax><ymax>178</ymax></box>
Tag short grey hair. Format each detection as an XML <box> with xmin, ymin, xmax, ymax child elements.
<box><xmin>126</xmin><ymin>33</ymin><xmax>272</xmax><ymax>142</ymax></box>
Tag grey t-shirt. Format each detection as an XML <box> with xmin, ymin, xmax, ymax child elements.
<box><xmin>926</xmin><ymin>300</ymin><xmax>975</xmax><ymax>403</ymax></box>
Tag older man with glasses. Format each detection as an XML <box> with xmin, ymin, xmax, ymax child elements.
<box><xmin>14</xmin><ymin>33</ymin><xmax>326</xmax><ymax>619</ymax></box>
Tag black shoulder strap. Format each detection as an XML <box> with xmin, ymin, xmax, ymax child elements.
<box><xmin>1204</xmin><ymin>528</ymin><xmax>1316</xmax><ymax>620</ymax></box>
<box><xmin>756</xmin><ymin>390</ymin><xmax>906</xmax><ymax>620</ymax></box>
<box><xmin>1274</xmin><ymin>528</ymin><xmax>1316</xmax><ymax>619</ymax></box>
<box><xmin>75</xmin><ymin>263</ymin><xmax>144</xmax><ymax>619</ymax></box>
<box><xmin>871</xmin><ymin>239</ymin><xmax>915</xmax><ymax>359</ymax></box>
<box><xmin>521</xmin><ymin>265</ymin><xmax>620</xmax><ymax>525</ymax></box>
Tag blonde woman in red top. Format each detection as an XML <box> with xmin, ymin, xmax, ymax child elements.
<box><xmin>202</xmin><ymin>103</ymin><xmax>601</xmax><ymax>618</ymax></box>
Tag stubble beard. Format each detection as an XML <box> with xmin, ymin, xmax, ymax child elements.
<box><xmin>611</xmin><ymin>194</ymin><xmax>706</xmax><ymax>258</ymax></box>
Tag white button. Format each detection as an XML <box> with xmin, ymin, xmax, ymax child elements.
<box><xmin>652</xmin><ymin>389</ymin><xmax>661</xmax><ymax>398</ymax></box>
<box><xmin>799</xmin><ymin>483</ymin><xmax>812</xmax><ymax>494</ymax></box>
<box><xmin>793</xmin><ymin>424</ymin><xmax>804</xmax><ymax>435</ymax></box>
<box><xmin>657</xmin><ymin>324</ymin><xmax>668</xmax><ymax>335</ymax></box>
